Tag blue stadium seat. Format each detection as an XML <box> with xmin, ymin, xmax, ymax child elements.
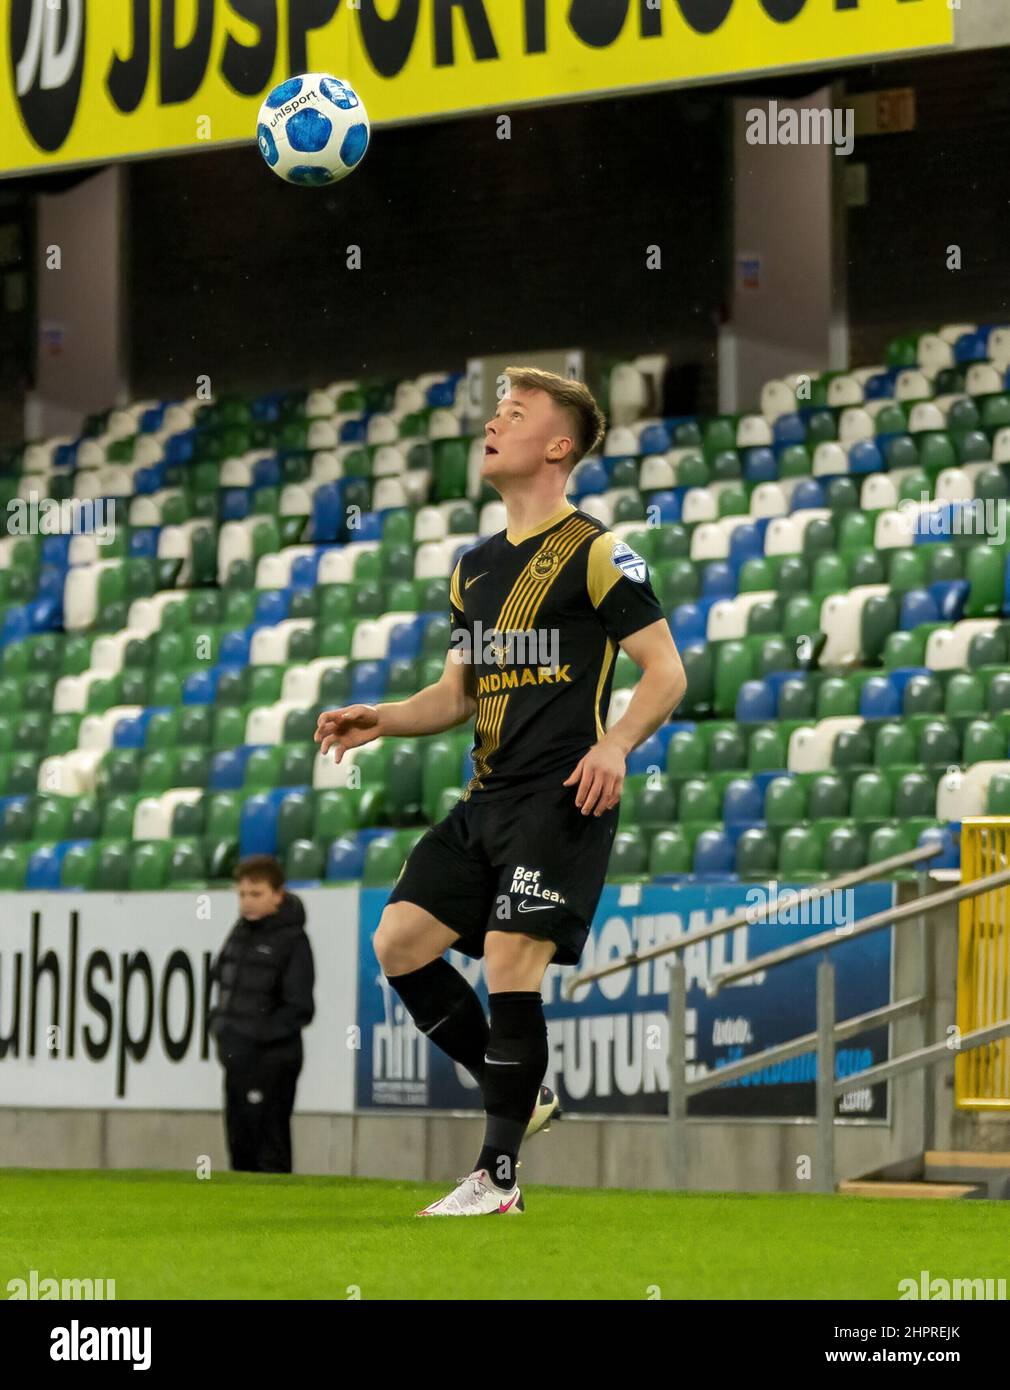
<box><xmin>639</xmin><ymin>423</ymin><xmax>671</xmax><ymax>454</ymax></box>
<box><xmin>723</xmin><ymin>777</ymin><xmax>763</xmax><ymax>825</ymax></box>
<box><xmin>182</xmin><ymin>669</ymin><xmax>220</xmax><ymax>703</ymax></box>
<box><xmin>736</xmin><ymin>680</ymin><xmax>776</xmax><ymax>723</ymax></box>
<box><xmin>859</xmin><ymin>676</ymin><xmax>901</xmax><ymax>719</ymax></box>
<box><xmin>900</xmin><ymin>589</ymin><xmax>940</xmax><ymax>629</ymax></box>
<box><xmin>743</xmin><ymin>447</ymin><xmax>776</xmax><ymax>483</ymax></box>
<box><xmin>255</xmin><ymin>590</ymin><xmax>290</xmax><ymax>625</ymax></box>
<box><xmin>693</xmin><ymin>829</ymin><xmax>736</xmax><ymax>878</ymax></box>
<box><xmin>388</xmin><ymin>616</ymin><xmax>426</xmax><ymax>662</ymax></box>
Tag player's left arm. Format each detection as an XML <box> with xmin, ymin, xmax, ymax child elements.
<box><xmin>565</xmin><ymin>531</ymin><xmax>686</xmax><ymax>817</ymax></box>
<box><xmin>565</xmin><ymin>619</ymin><xmax>686</xmax><ymax>816</ymax></box>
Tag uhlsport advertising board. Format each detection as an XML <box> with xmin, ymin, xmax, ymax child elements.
<box><xmin>0</xmin><ymin>887</ymin><xmax>358</xmax><ymax>1111</ymax></box>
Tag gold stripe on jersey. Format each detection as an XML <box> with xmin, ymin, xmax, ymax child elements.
<box><xmin>464</xmin><ymin>515</ymin><xmax>597</xmax><ymax>795</ymax></box>
<box><xmin>496</xmin><ymin>516</ymin><xmax>597</xmax><ymax>635</ymax></box>
<box><xmin>587</xmin><ymin>531</ymin><xmax>623</xmax><ymax>609</ymax></box>
<box><xmin>594</xmin><ymin>636</ymin><xmax>617</xmax><ymax>739</ymax></box>
<box><xmin>464</xmin><ymin>691</ymin><xmax>509</xmax><ymax>798</ymax></box>
<box><xmin>449</xmin><ymin>560</ymin><xmax>463</xmax><ymax>611</ymax></box>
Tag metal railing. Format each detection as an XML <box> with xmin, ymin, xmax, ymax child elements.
<box><xmin>565</xmin><ymin>841</ymin><xmax>1010</xmax><ymax>1193</ymax></box>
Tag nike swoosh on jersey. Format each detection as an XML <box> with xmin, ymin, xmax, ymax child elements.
<box><xmin>465</xmin><ymin>571</ymin><xmax>489</xmax><ymax>589</ymax></box>
<box><xmin>516</xmin><ymin>900</ymin><xmax>556</xmax><ymax>912</ymax></box>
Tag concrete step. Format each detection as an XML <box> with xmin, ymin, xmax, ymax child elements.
<box><xmin>924</xmin><ymin>1150</ymin><xmax>1010</xmax><ymax>1198</ymax></box>
<box><xmin>839</xmin><ymin>1179</ymin><xmax>986</xmax><ymax>1199</ymax></box>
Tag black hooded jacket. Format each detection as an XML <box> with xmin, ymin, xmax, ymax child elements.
<box><xmin>209</xmin><ymin>893</ymin><xmax>315</xmax><ymax>1059</ymax></box>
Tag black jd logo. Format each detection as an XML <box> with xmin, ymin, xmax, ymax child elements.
<box><xmin>10</xmin><ymin>0</ymin><xmax>86</xmax><ymax>153</ymax></box>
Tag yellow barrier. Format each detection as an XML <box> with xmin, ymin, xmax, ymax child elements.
<box><xmin>957</xmin><ymin>818</ymin><xmax>1010</xmax><ymax>1109</ymax></box>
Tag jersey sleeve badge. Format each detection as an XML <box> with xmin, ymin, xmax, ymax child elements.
<box><xmin>611</xmin><ymin>539</ymin><xmax>648</xmax><ymax>584</ymax></box>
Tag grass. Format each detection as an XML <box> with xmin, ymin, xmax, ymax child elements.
<box><xmin>1</xmin><ymin>1169</ymin><xmax>1008</xmax><ymax>1300</ymax></box>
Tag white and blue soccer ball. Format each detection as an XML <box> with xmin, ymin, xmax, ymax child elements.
<box><xmin>257</xmin><ymin>73</ymin><xmax>369</xmax><ymax>186</ymax></box>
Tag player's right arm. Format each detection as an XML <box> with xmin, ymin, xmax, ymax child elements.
<box><xmin>314</xmin><ymin>648</ymin><xmax>476</xmax><ymax>760</ymax></box>
<box><xmin>315</xmin><ymin>558</ymin><xmax>476</xmax><ymax>760</ymax></box>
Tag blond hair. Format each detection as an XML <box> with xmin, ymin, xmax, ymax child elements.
<box><xmin>504</xmin><ymin>365</ymin><xmax>606</xmax><ymax>468</ymax></box>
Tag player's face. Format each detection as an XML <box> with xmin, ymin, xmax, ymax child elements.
<box><xmin>482</xmin><ymin>389</ymin><xmax>571</xmax><ymax>483</ymax></box>
<box><xmin>238</xmin><ymin>878</ymin><xmax>284</xmax><ymax>921</ymax></box>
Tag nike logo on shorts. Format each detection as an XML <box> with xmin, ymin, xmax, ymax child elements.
<box><xmin>517</xmin><ymin>900</ymin><xmax>555</xmax><ymax>912</ymax></box>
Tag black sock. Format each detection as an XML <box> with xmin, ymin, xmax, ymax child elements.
<box><xmin>386</xmin><ymin>958</ymin><xmax>488</xmax><ymax>1087</ymax></box>
<box><xmin>476</xmin><ymin>991</ymin><xmax>547</xmax><ymax>1190</ymax></box>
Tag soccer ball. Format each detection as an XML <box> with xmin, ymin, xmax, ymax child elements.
<box><xmin>257</xmin><ymin>73</ymin><xmax>369</xmax><ymax>186</ymax></box>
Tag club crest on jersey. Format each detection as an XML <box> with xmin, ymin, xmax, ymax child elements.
<box><xmin>612</xmin><ymin>540</ymin><xmax>647</xmax><ymax>583</ymax></box>
<box><xmin>528</xmin><ymin>549</ymin><xmax>560</xmax><ymax>582</ymax></box>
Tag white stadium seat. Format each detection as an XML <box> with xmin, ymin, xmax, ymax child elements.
<box><xmin>245</xmin><ymin>700</ymin><xmax>304</xmax><ymax>746</ymax></box>
<box><xmin>249</xmin><ymin>619</ymin><xmax>314</xmax><ymax>666</ymax></box>
<box><xmin>315</xmin><ymin>542</ymin><xmax>378</xmax><ymax>586</ymax></box>
<box><xmin>282</xmin><ymin>658</ymin><xmax>348</xmax><ymax>704</ymax></box>
<box><xmin>36</xmin><ymin>749</ymin><xmax>102</xmax><ymax>797</ymax></box>
<box><xmin>735</xmin><ymin>415</ymin><xmax>773</xmax><ymax>448</ymax></box>
<box><xmin>313</xmin><ymin>740</ymin><xmax>385</xmax><ymax>790</ymax></box>
<box><xmin>351</xmin><ymin>613</ymin><xmax>417</xmax><ymax>662</ymax></box>
<box><xmin>255</xmin><ymin>544</ymin><xmax>318</xmax><ymax>590</ymax></box>
<box><xmin>826</xmin><ymin>374</ymin><xmax>864</xmax><ymax>408</ymax></box>
<box><xmin>936</xmin><ymin>763</ymin><xmax>1010</xmax><ymax>821</ymax></box>
<box><xmin>760</xmin><ymin>380</ymin><xmax>796</xmax><ymax>422</ymax></box>
<box><xmin>310</xmin><ymin>450</ymin><xmax>344</xmax><ymax>484</ymax></box>
<box><xmin>707</xmin><ymin>591</ymin><xmax>778</xmax><ymax>642</ymax></box>
<box><xmin>787</xmin><ymin>718</ymin><xmax>864</xmax><ymax>774</ymax></box>
<box><xmin>818</xmin><ymin>585</ymin><xmax>890</xmax><ymax>665</ymax></box>
<box><xmin>133</xmin><ymin>789</ymin><xmax>204</xmax><ymax>842</ymax></box>
<box><xmin>917</xmin><ymin>334</ymin><xmax>953</xmax><ymax>376</ymax></box>
<box><xmin>639</xmin><ymin>454</ymin><xmax>674</xmax><ymax>490</ymax></box>
<box><xmin>837</xmin><ymin>407</ymin><xmax>874</xmax><ymax>446</ymax></box>
<box><xmin>812</xmin><ymin>441</ymin><xmax>848</xmax><ymax>476</ymax></box>
<box><xmin>78</xmin><ymin>706</ymin><xmax>145</xmax><ymax>754</ymax></box>
<box><xmin>925</xmin><ymin>620</ymin><xmax>1001</xmax><ymax>671</ymax></box>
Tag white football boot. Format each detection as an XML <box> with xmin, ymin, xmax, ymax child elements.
<box><xmin>525</xmin><ymin>1084</ymin><xmax>561</xmax><ymax>1140</ymax></box>
<box><xmin>416</xmin><ymin>1168</ymin><xmax>524</xmax><ymax>1217</ymax></box>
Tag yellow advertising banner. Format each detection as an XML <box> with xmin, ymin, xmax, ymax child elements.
<box><xmin>2</xmin><ymin>0</ymin><xmax>954</xmax><ymax>178</ymax></box>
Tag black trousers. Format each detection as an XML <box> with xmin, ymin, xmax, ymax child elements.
<box><xmin>221</xmin><ymin>1040</ymin><xmax>302</xmax><ymax>1174</ymax></box>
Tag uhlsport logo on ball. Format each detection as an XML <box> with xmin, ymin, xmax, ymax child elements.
<box><xmin>257</xmin><ymin>72</ymin><xmax>369</xmax><ymax>186</ymax></box>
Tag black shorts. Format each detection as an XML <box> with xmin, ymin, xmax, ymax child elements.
<box><xmin>386</xmin><ymin>783</ymin><xmax>619</xmax><ymax>966</ymax></box>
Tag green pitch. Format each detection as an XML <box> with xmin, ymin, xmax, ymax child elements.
<box><xmin>2</xmin><ymin>1169</ymin><xmax>1008</xmax><ymax>1300</ymax></box>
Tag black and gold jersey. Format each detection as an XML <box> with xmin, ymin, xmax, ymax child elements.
<box><xmin>447</xmin><ymin>502</ymin><xmax>665</xmax><ymax>799</ymax></box>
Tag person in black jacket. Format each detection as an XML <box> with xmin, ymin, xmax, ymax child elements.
<box><xmin>209</xmin><ymin>855</ymin><xmax>315</xmax><ymax>1173</ymax></box>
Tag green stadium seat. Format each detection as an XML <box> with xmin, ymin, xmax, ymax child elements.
<box><xmin>129</xmin><ymin>841</ymin><xmax>171</xmax><ymax>890</ymax></box>
<box><xmin>679</xmin><ymin>777</ymin><xmax>720</xmax><ymax>822</ymax></box>
<box><xmin>649</xmin><ymin>827</ymin><xmax>691</xmax><ymax>876</ymax></box>
<box><xmin>735</xmin><ymin>827</ymin><xmax>777</xmax><ymax>878</ymax></box>
<box><xmin>778</xmin><ymin>827</ymin><xmax>822</xmax><ymax>877</ymax></box>
<box><xmin>286</xmin><ymin>839</ymin><xmax>326</xmax><ymax>881</ymax></box>
<box><xmin>97</xmin><ymin>840</ymin><xmax>131</xmax><ymax>891</ymax></box>
<box><xmin>166</xmin><ymin>839</ymin><xmax>207</xmax><ymax>887</ymax></box>
<box><xmin>822</xmin><ymin>827</ymin><xmax>865</xmax><ymax>874</ymax></box>
<box><xmin>60</xmin><ymin>842</ymin><xmax>100</xmax><ymax>890</ymax></box>
<box><xmin>607</xmin><ymin>829</ymin><xmax>648</xmax><ymax>879</ymax></box>
<box><xmin>808</xmin><ymin>774</ymin><xmax>848</xmax><ymax>820</ymax></box>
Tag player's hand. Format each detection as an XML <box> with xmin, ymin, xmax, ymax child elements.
<box><xmin>314</xmin><ymin>705</ymin><xmax>381</xmax><ymax>761</ymax></box>
<box><xmin>563</xmin><ymin>737</ymin><xmax>626</xmax><ymax>817</ymax></box>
